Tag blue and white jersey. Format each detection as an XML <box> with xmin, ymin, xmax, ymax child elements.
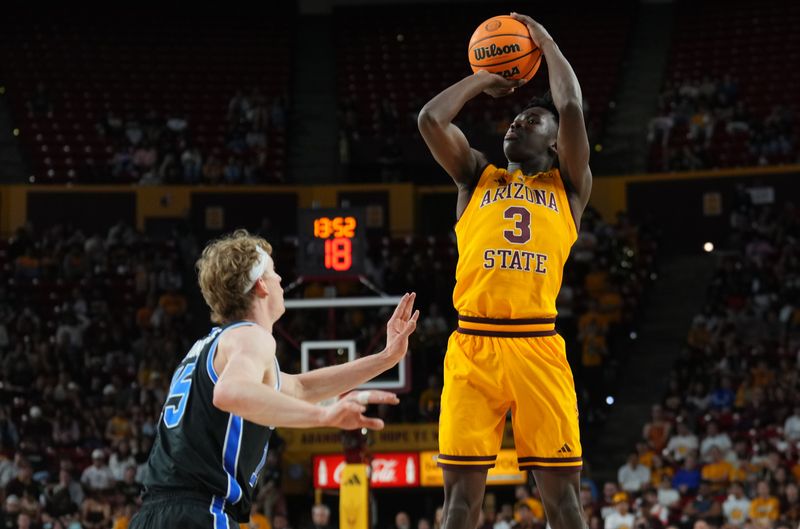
<box><xmin>143</xmin><ymin>321</ymin><xmax>279</xmax><ymax>524</ymax></box>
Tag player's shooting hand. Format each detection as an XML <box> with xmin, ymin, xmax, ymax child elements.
<box><xmin>509</xmin><ymin>12</ymin><xmax>554</xmax><ymax>49</ymax></box>
<box><xmin>383</xmin><ymin>292</ymin><xmax>420</xmax><ymax>364</ymax></box>
<box><xmin>321</xmin><ymin>399</ymin><xmax>387</xmax><ymax>430</ymax></box>
<box><xmin>475</xmin><ymin>70</ymin><xmax>525</xmax><ymax>98</ymax></box>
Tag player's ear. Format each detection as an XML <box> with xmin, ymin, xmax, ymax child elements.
<box><xmin>254</xmin><ymin>277</ymin><xmax>269</xmax><ymax>297</ymax></box>
<box><xmin>549</xmin><ymin>140</ymin><xmax>558</xmax><ymax>157</ymax></box>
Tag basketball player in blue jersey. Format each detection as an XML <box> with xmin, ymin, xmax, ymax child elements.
<box><xmin>130</xmin><ymin>229</ymin><xmax>419</xmax><ymax>528</ymax></box>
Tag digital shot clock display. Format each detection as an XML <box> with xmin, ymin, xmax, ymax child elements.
<box><xmin>297</xmin><ymin>208</ymin><xmax>366</xmax><ymax>276</ymax></box>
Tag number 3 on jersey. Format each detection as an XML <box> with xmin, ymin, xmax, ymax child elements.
<box><xmin>504</xmin><ymin>206</ymin><xmax>532</xmax><ymax>244</ymax></box>
<box><xmin>163</xmin><ymin>359</ymin><xmax>197</xmax><ymax>428</ymax></box>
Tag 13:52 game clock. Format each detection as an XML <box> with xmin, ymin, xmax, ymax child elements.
<box><xmin>297</xmin><ymin>208</ymin><xmax>366</xmax><ymax>276</ymax></box>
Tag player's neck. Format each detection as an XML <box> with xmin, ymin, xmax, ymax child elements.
<box><xmin>244</xmin><ymin>305</ymin><xmax>276</xmax><ymax>332</ymax></box>
<box><xmin>507</xmin><ymin>153</ymin><xmax>553</xmax><ymax>176</ymax></box>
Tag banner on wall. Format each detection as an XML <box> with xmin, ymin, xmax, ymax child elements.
<box><xmin>419</xmin><ymin>449</ymin><xmax>526</xmax><ymax>487</ymax></box>
<box><xmin>313</xmin><ymin>453</ymin><xmax>419</xmax><ymax>489</ymax></box>
<box><xmin>284</xmin><ymin>423</ymin><xmax>515</xmax><ymax>455</ymax></box>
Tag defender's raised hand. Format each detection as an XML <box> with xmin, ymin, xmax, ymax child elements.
<box><xmin>322</xmin><ymin>390</ymin><xmax>401</xmax><ymax>430</ymax></box>
<box><xmin>383</xmin><ymin>292</ymin><xmax>420</xmax><ymax>363</ymax></box>
<box><xmin>321</xmin><ymin>399</ymin><xmax>387</xmax><ymax>430</ymax></box>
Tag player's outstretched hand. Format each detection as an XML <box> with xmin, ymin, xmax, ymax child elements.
<box><xmin>475</xmin><ymin>70</ymin><xmax>525</xmax><ymax>99</ymax></box>
<box><xmin>321</xmin><ymin>391</ymin><xmax>399</xmax><ymax>430</ymax></box>
<box><xmin>509</xmin><ymin>12</ymin><xmax>554</xmax><ymax>49</ymax></box>
<box><xmin>383</xmin><ymin>292</ymin><xmax>420</xmax><ymax>364</ymax></box>
<box><xmin>341</xmin><ymin>390</ymin><xmax>400</xmax><ymax>406</ymax></box>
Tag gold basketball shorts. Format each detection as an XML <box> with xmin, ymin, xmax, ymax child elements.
<box><xmin>437</xmin><ymin>316</ymin><xmax>582</xmax><ymax>472</ymax></box>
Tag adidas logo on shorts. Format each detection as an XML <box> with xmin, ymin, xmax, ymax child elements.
<box><xmin>557</xmin><ymin>443</ymin><xmax>572</xmax><ymax>454</ymax></box>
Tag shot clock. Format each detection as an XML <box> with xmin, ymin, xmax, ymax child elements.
<box><xmin>297</xmin><ymin>208</ymin><xmax>366</xmax><ymax>276</ymax></box>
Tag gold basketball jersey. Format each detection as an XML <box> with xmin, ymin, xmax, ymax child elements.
<box><xmin>453</xmin><ymin>164</ymin><xmax>577</xmax><ymax>320</ymax></box>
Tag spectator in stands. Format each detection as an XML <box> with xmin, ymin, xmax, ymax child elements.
<box><xmin>108</xmin><ymin>440</ymin><xmax>136</xmax><ymax>481</ymax></box>
<box><xmin>16</xmin><ymin>512</ymin><xmax>32</xmax><ymax>529</ymax></box>
<box><xmin>513</xmin><ymin>486</ymin><xmax>544</xmax><ymax>526</ymax></box>
<box><xmin>656</xmin><ymin>473</ymin><xmax>680</xmax><ymax>509</ymax></box>
<box><xmin>202</xmin><ymin>154</ymin><xmax>224</xmax><ymax>184</ymax></box>
<box><xmin>726</xmin><ymin>101</ymin><xmax>751</xmax><ymax>134</ymax></box>
<box><xmin>709</xmin><ymin>377</ymin><xmax>736</xmax><ymax>412</ymax></box>
<box><xmin>699</xmin><ymin>422</ymin><xmax>732</xmax><ymax>460</ymax></box>
<box><xmin>580</xmin><ymin>483</ymin><xmax>599</xmax><ymax>522</ymax></box>
<box><xmin>181</xmin><ymin>145</ymin><xmax>203</xmax><ymax>184</ymax></box>
<box><xmin>750</xmin><ymin>481</ymin><xmax>780</xmax><ymax>527</ymax></box>
<box><xmin>418</xmin><ymin>374</ymin><xmax>442</xmax><ymax>420</ymax></box>
<box><xmin>434</xmin><ymin>506</ymin><xmax>444</xmax><ymax>529</ymax></box>
<box><xmin>80</xmin><ymin>450</ymin><xmax>115</xmax><ymax>493</ymax></box>
<box><xmin>642</xmin><ymin>405</ymin><xmax>672</xmax><ymax>453</ymax></box>
<box><xmin>682</xmin><ymin>481</ymin><xmax>722</xmax><ymax>526</ymax></box>
<box><xmin>777</xmin><ymin>483</ymin><xmax>800</xmax><ymax>525</ymax></box>
<box><xmin>1</xmin><ymin>495</ymin><xmax>20</xmax><ymax>527</ymax></box>
<box><xmin>0</xmin><ymin>452</ymin><xmax>19</xmax><ymax>489</ymax></box>
<box><xmin>111</xmin><ymin>144</ymin><xmax>135</xmax><ymax>180</ymax></box>
<box><xmin>784</xmin><ymin>406</ymin><xmax>800</xmax><ymax>443</ymax></box>
<box><xmin>688</xmin><ymin>104</ymin><xmax>714</xmax><ymax>145</ymax></box>
<box><xmin>604</xmin><ymin>493</ymin><xmax>633</xmax><ymax>529</ymax></box>
<box><xmin>44</xmin><ymin>468</ymin><xmax>81</xmax><ymax>518</ymax></box>
<box><xmin>273</xmin><ymin>514</ymin><xmax>291</xmax><ymax>529</ymax></box>
<box><xmin>579</xmin><ymin>318</ymin><xmax>607</xmax><ymax>409</ymax></box>
<box><xmin>672</xmin><ymin>455</ymin><xmax>701</xmax><ymax>494</ymax></box>
<box><xmin>512</xmin><ymin>504</ymin><xmax>536</xmax><ymax>529</ymax></box>
<box><xmin>223</xmin><ymin>156</ymin><xmax>244</xmax><ymax>184</ymax></box>
<box><xmin>4</xmin><ymin>461</ymin><xmax>39</xmax><ymax>500</ymax></box>
<box><xmin>418</xmin><ymin>518</ymin><xmax>432</xmax><ymax>529</ymax></box>
<box><xmin>648</xmin><ymin>455</ymin><xmax>672</xmax><ymax>488</ymax></box>
<box><xmin>81</xmin><ymin>491</ymin><xmax>111</xmax><ymax>529</ymax></box>
<box><xmin>165</xmin><ymin>113</ymin><xmax>188</xmax><ymax>134</ymax></box>
<box><xmin>394</xmin><ymin>511</ymin><xmax>411</xmax><ymax>529</ymax></box>
<box><xmin>701</xmin><ymin>447</ymin><xmax>733</xmax><ymax>491</ymax></box>
<box><xmin>307</xmin><ymin>504</ymin><xmax>331</xmax><ymax>529</ymax></box>
<box><xmin>665</xmin><ymin>420</ymin><xmax>698</xmax><ymax>463</ymax></box>
<box><xmin>722</xmin><ymin>482</ymin><xmax>750</xmax><ymax>527</ymax></box>
<box><xmin>619</xmin><ymin>453</ymin><xmax>651</xmax><ymax>493</ymax></box>
<box><xmin>493</xmin><ymin>504</ymin><xmax>513</xmax><ymax>529</ymax></box>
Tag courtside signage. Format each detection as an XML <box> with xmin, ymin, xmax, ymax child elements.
<box><xmin>313</xmin><ymin>453</ymin><xmax>419</xmax><ymax>489</ymax></box>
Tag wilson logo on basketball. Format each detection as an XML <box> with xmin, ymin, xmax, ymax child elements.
<box><xmin>473</xmin><ymin>43</ymin><xmax>522</xmax><ymax>61</ymax></box>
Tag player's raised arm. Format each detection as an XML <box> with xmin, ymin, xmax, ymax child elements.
<box><xmin>418</xmin><ymin>71</ymin><xmax>521</xmax><ymax>187</ymax></box>
<box><xmin>212</xmin><ymin>326</ymin><xmax>390</xmax><ymax>430</ymax></box>
<box><xmin>280</xmin><ymin>293</ymin><xmax>419</xmax><ymax>404</ymax></box>
<box><xmin>511</xmin><ymin>13</ymin><xmax>592</xmax><ymax>219</ymax></box>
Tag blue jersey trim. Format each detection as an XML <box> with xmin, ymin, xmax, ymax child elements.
<box><xmin>209</xmin><ymin>495</ymin><xmax>229</xmax><ymax>529</ymax></box>
<box><xmin>206</xmin><ymin>322</ymin><xmax>256</xmax><ymax>384</ymax></box>
<box><xmin>222</xmin><ymin>414</ymin><xmax>244</xmax><ymax>504</ymax></box>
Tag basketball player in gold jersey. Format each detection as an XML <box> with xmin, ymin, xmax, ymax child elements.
<box><xmin>417</xmin><ymin>13</ymin><xmax>592</xmax><ymax>529</ymax></box>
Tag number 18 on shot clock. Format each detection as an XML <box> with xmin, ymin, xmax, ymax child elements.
<box><xmin>297</xmin><ymin>208</ymin><xmax>366</xmax><ymax>276</ymax></box>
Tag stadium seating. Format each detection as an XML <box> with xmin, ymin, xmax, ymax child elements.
<box><xmin>0</xmin><ymin>6</ymin><xmax>290</xmax><ymax>183</ymax></box>
<box><xmin>606</xmin><ymin>193</ymin><xmax>800</xmax><ymax>529</ymax></box>
<box><xmin>648</xmin><ymin>0</ymin><xmax>800</xmax><ymax>171</ymax></box>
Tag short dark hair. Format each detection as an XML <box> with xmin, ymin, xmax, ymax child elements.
<box><xmin>524</xmin><ymin>91</ymin><xmax>559</xmax><ymax>122</ymax></box>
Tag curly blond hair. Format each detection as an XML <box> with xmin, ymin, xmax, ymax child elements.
<box><xmin>196</xmin><ymin>229</ymin><xmax>273</xmax><ymax>324</ymax></box>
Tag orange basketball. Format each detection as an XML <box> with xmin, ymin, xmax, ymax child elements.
<box><xmin>468</xmin><ymin>16</ymin><xmax>542</xmax><ymax>81</ymax></box>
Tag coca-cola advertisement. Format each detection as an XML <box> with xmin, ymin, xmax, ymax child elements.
<box><xmin>313</xmin><ymin>452</ymin><xmax>419</xmax><ymax>489</ymax></box>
